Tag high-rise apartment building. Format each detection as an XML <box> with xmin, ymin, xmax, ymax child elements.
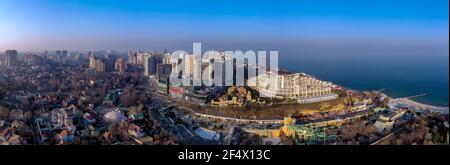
<box><xmin>144</xmin><ymin>55</ymin><xmax>157</xmax><ymax>76</ymax></box>
<box><xmin>115</xmin><ymin>58</ymin><xmax>127</xmax><ymax>74</ymax></box>
<box><xmin>89</xmin><ymin>53</ymin><xmax>96</xmax><ymax>69</ymax></box>
<box><xmin>4</xmin><ymin>50</ymin><xmax>18</xmax><ymax>67</ymax></box>
<box><xmin>62</xmin><ymin>50</ymin><xmax>68</xmax><ymax>57</ymax></box>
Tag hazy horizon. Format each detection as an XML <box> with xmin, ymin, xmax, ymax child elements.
<box><xmin>0</xmin><ymin>0</ymin><xmax>448</xmax><ymax>56</ymax></box>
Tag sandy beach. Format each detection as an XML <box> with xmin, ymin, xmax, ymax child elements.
<box><xmin>389</xmin><ymin>97</ymin><xmax>449</xmax><ymax>114</ymax></box>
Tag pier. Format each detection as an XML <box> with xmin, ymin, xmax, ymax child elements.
<box><xmin>401</xmin><ymin>93</ymin><xmax>427</xmax><ymax>99</ymax></box>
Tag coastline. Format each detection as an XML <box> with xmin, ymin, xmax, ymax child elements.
<box><xmin>340</xmin><ymin>83</ymin><xmax>448</xmax><ymax>114</ymax></box>
<box><xmin>386</xmin><ymin>93</ymin><xmax>449</xmax><ymax>114</ymax></box>
<box><xmin>336</xmin><ymin>82</ymin><xmax>448</xmax><ymax>110</ymax></box>
<box><xmin>339</xmin><ymin>84</ymin><xmax>447</xmax><ymax>106</ymax></box>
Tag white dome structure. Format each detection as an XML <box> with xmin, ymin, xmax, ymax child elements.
<box><xmin>103</xmin><ymin>111</ymin><xmax>127</xmax><ymax>125</ymax></box>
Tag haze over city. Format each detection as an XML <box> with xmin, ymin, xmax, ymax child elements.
<box><xmin>0</xmin><ymin>0</ymin><xmax>448</xmax><ymax>149</ymax></box>
<box><xmin>0</xmin><ymin>0</ymin><xmax>448</xmax><ymax>56</ymax></box>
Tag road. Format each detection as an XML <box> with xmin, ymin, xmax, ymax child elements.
<box><xmin>144</xmin><ymin>78</ymin><xmax>218</xmax><ymax>144</ymax></box>
<box><xmin>31</xmin><ymin>109</ymin><xmax>42</xmax><ymax>145</ymax></box>
<box><xmin>370</xmin><ymin>128</ymin><xmax>402</xmax><ymax>145</ymax></box>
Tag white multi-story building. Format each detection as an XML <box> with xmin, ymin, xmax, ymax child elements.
<box><xmin>89</xmin><ymin>54</ymin><xmax>96</xmax><ymax>69</ymax></box>
<box><xmin>51</xmin><ymin>108</ymin><xmax>73</xmax><ymax>129</ymax></box>
<box><xmin>162</xmin><ymin>53</ymin><xmax>171</xmax><ymax>64</ymax></box>
<box><xmin>254</xmin><ymin>72</ymin><xmax>338</xmax><ymax>103</ymax></box>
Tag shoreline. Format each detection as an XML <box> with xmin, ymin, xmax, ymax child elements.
<box><xmin>336</xmin><ymin>83</ymin><xmax>447</xmax><ymax>107</ymax></box>
<box><xmin>388</xmin><ymin>92</ymin><xmax>449</xmax><ymax>107</ymax></box>
<box><xmin>407</xmin><ymin>97</ymin><xmax>449</xmax><ymax>107</ymax></box>
<box><xmin>387</xmin><ymin>93</ymin><xmax>449</xmax><ymax>114</ymax></box>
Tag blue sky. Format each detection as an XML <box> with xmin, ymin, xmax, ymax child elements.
<box><xmin>0</xmin><ymin>0</ymin><xmax>448</xmax><ymax>54</ymax></box>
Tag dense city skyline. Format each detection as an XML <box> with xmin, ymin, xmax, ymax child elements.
<box><xmin>0</xmin><ymin>1</ymin><xmax>449</xmax><ymax>157</ymax></box>
<box><xmin>0</xmin><ymin>0</ymin><xmax>448</xmax><ymax>55</ymax></box>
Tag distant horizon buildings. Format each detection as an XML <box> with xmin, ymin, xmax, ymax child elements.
<box><xmin>115</xmin><ymin>58</ymin><xmax>127</xmax><ymax>74</ymax></box>
<box><xmin>55</xmin><ymin>50</ymin><xmax>68</xmax><ymax>57</ymax></box>
<box><xmin>144</xmin><ymin>54</ymin><xmax>158</xmax><ymax>77</ymax></box>
<box><xmin>24</xmin><ymin>54</ymin><xmax>44</xmax><ymax>66</ymax></box>
<box><xmin>95</xmin><ymin>59</ymin><xmax>106</xmax><ymax>72</ymax></box>
<box><xmin>3</xmin><ymin>50</ymin><xmax>18</xmax><ymax>67</ymax></box>
<box><xmin>89</xmin><ymin>53</ymin><xmax>105</xmax><ymax>72</ymax></box>
<box><xmin>88</xmin><ymin>51</ymin><xmax>118</xmax><ymax>73</ymax></box>
<box><xmin>89</xmin><ymin>52</ymin><xmax>96</xmax><ymax>69</ymax></box>
<box><xmin>128</xmin><ymin>52</ymin><xmax>138</xmax><ymax>65</ymax></box>
<box><xmin>62</xmin><ymin>50</ymin><xmax>68</xmax><ymax>57</ymax></box>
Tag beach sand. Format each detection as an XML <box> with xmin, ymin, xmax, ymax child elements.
<box><xmin>389</xmin><ymin>97</ymin><xmax>449</xmax><ymax>114</ymax></box>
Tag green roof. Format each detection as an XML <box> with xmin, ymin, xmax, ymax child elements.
<box><xmin>374</xmin><ymin>107</ymin><xmax>385</xmax><ymax>112</ymax></box>
<box><xmin>130</xmin><ymin>113</ymin><xmax>144</xmax><ymax>120</ymax></box>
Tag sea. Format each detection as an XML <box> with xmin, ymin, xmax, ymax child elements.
<box><xmin>280</xmin><ymin>54</ymin><xmax>449</xmax><ymax>106</ymax></box>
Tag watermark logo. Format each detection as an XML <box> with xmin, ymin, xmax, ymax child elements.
<box><xmin>169</xmin><ymin>43</ymin><xmax>279</xmax><ymax>97</ymax></box>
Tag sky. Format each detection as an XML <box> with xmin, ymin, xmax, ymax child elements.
<box><xmin>0</xmin><ymin>0</ymin><xmax>448</xmax><ymax>55</ymax></box>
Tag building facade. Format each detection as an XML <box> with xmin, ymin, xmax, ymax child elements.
<box><xmin>254</xmin><ymin>72</ymin><xmax>338</xmax><ymax>103</ymax></box>
<box><xmin>115</xmin><ymin>58</ymin><xmax>127</xmax><ymax>74</ymax></box>
<box><xmin>144</xmin><ymin>54</ymin><xmax>157</xmax><ymax>76</ymax></box>
<box><xmin>89</xmin><ymin>55</ymin><xmax>105</xmax><ymax>72</ymax></box>
<box><xmin>4</xmin><ymin>50</ymin><xmax>18</xmax><ymax>67</ymax></box>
